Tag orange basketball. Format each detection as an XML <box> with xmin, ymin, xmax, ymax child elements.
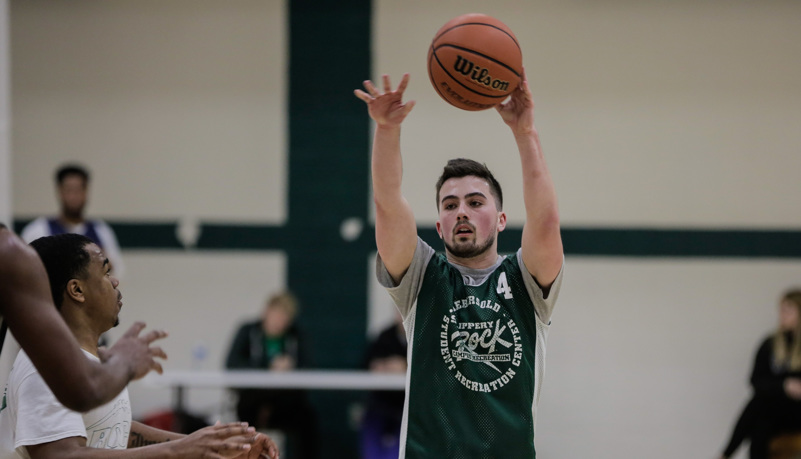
<box><xmin>427</xmin><ymin>13</ymin><xmax>523</xmax><ymax>111</ymax></box>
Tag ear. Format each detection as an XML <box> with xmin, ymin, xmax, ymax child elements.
<box><xmin>436</xmin><ymin>220</ymin><xmax>443</xmax><ymax>239</ymax></box>
<box><xmin>497</xmin><ymin>212</ymin><xmax>507</xmax><ymax>233</ymax></box>
<box><xmin>65</xmin><ymin>279</ymin><xmax>86</xmax><ymax>304</ymax></box>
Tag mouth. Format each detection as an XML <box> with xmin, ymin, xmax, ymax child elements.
<box><xmin>454</xmin><ymin>224</ymin><xmax>474</xmax><ymax>236</ymax></box>
<box><xmin>117</xmin><ymin>292</ymin><xmax>123</xmax><ymax>308</ymax></box>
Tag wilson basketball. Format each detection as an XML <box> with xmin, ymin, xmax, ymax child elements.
<box><xmin>427</xmin><ymin>13</ymin><xmax>523</xmax><ymax>111</ymax></box>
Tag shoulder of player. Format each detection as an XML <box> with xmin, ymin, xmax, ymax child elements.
<box><xmin>9</xmin><ymin>350</ymin><xmax>41</xmax><ymax>385</ymax></box>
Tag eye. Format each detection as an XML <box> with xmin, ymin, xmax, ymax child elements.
<box><xmin>444</xmin><ymin>203</ymin><xmax>456</xmax><ymax>210</ymax></box>
<box><xmin>470</xmin><ymin>200</ymin><xmax>483</xmax><ymax>207</ymax></box>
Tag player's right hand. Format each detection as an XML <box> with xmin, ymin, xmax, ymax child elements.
<box><xmin>175</xmin><ymin>422</ymin><xmax>260</xmax><ymax>459</ymax></box>
<box><xmin>99</xmin><ymin>321</ymin><xmax>168</xmax><ymax>380</ymax></box>
<box><xmin>354</xmin><ymin>73</ymin><xmax>416</xmax><ymax>127</ymax></box>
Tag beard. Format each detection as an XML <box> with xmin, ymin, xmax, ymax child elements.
<box><xmin>444</xmin><ymin>231</ymin><xmax>496</xmax><ymax>259</ymax></box>
<box><xmin>61</xmin><ymin>205</ymin><xmax>84</xmax><ymax>221</ymax></box>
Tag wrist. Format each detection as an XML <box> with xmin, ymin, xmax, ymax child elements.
<box><xmin>511</xmin><ymin>125</ymin><xmax>538</xmax><ymax>139</ymax></box>
<box><xmin>376</xmin><ymin>124</ymin><xmax>401</xmax><ymax>133</ymax></box>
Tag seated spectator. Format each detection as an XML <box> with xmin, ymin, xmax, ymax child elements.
<box><xmin>0</xmin><ymin>233</ymin><xmax>278</xmax><ymax>459</ymax></box>
<box><xmin>719</xmin><ymin>289</ymin><xmax>801</xmax><ymax>459</ymax></box>
<box><xmin>361</xmin><ymin>313</ymin><xmax>407</xmax><ymax>459</ymax></box>
<box><xmin>226</xmin><ymin>292</ymin><xmax>317</xmax><ymax>459</ymax></box>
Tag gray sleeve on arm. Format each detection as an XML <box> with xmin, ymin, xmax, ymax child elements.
<box><xmin>375</xmin><ymin>237</ymin><xmax>436</xmax><ymax>320</ymax></box>
<box><xmin>517</xmin><ymin>250</ymin><xmax>565</xmax><ymax>324</ymax></box>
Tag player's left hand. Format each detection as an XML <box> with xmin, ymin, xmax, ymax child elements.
<box><xmin>232</xmin><ymin>432</ymin><xmax>280</xmax><ymax>459</ymax></box>
<box><xmin>495</xmin><ymin>67</ymin><xmax>535</xmax><ymax>136</ymax></box>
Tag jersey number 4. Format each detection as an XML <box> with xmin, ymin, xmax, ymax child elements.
<box><xmin>496</xmin><ymin>272</ymin><xmax>514</xmax><ymax>299</ymax></box>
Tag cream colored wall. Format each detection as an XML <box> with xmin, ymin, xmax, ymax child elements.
<box><xmin>11</xmin><ymin>0</ymin><xmax>287</xmax><ymax>223</ymax></box>
<box><xmin>9</xmin><ymin>1</ymin><xmax>801</xmax><ymax>458</ymax></box>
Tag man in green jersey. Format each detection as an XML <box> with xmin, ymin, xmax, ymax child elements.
<box><xmin>355</xmin><ymin>71</ymin><xmax>563</xmax><ymax>458</ymax></box>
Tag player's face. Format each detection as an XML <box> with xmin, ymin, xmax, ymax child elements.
<box><xmin>82</xmin><ymin>243</ymin><xmax>122</xmax><ymax>332</ymax></box>
<box><xmin>58</xmin><ymin>175</ymin><xmax>88</xmax><ymax>219</ymax></box>
<box><xmin>436</xmin><ymin>176</ymin><xmax>506</xmax><ymax>259</ymax></box>
<box><xmin>779</xmin><ymin>300</ymin><xmax>799</xmax><ymax>331</ymax></box>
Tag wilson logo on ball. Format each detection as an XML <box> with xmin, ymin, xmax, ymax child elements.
<box><xmin>453</xmin><ymin>55</ymin><xmax>511</xmax><ymax>92</ymax></box>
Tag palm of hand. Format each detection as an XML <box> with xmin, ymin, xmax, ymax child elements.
<box><xmin>369</xmin><ymin>93</ymin><xmax>407</xmax><ymax>126</ymax></box>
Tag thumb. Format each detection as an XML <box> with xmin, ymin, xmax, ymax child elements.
<box><xmin>402</xmin><ymin>100</ymin><xmax>416</xmax><ymax>116</ymax></box>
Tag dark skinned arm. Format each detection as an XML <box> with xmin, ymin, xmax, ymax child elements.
<box><xmin>26</xmin><ymin>423</ymin><xmax>261</xmax><ymax>459</ymax></box>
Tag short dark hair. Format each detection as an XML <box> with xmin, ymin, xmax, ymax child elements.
<box><xmin>0</xmin><ymin>222</ymin><xmax>6</xmax><ymax>230</ymax></box>
<box><xmin>435</xmin><ymin>158</ymin><xmax>503</xmax><ymax>210</ymax></box>
<box><xmin>55</xmin><ymin>164</ymin><xmax>90</xmax><ymax>185</ymax></box>
<box><xmin>30</xmin><ymin>234</ymin><xmax>94</xmax><ymax>310</ymax></box>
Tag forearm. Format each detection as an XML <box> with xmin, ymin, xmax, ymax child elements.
<box><xmin>372</xmin><ymin>125</ymin><xmax>417</xmax><ymax>279</ymax></box>
<box><xmin>56</xmin><ymin>444</ymin><xmax>179</xmax><ymax>459</ymax></box>
<box><xmin>129</xmin><ymin>421</ymin><xmax>185</xmax><ymax>448</ymax></box>
<box><xmin>516</xmin><ymin>129</ymin><xmax>559</xmax><ymax>226</ymax></box>
<box><xmin>371</xmin><ymin>125</ymin><xmax>405</xmax><ymax>203</ymax></box>
<box><xmin>28</xmin><ymin>438</ymin><xmax>180</xmax><ymax>459</ymax></box>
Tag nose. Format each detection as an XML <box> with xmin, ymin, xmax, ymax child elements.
<box><xmin>111</xmin><ymin>275</ymin><xmax>120</xmax><ymax>288</ymax></box>
<box><xmin>456</xmin><ymin>201</ymin><xmax>470</xmax><ymax>220</ymax></box>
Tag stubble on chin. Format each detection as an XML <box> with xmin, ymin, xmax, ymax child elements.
<box><xmin>444</xmin><ymin>233</ymin><xmax>496</xmax><ymax>259</ymax></box>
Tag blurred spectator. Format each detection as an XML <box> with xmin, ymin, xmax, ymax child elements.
<box><xmin>21</xmin><ymin>163</ymin><xmax>125</xmax><ymax>279</ymax></box>
<box><xmin>719</xmin><ymin>289</ymin><xmax>801</xmax><ymax>459</ymax></box>
<box><xmin>361</xmin><ymin>313</ymin><xmax>407</xmax><ymax>459</ymax></box>
<box><xmin>226</xmin><ymin>291</ymin><xmax>317</xmax><ymax>459</ymax></box>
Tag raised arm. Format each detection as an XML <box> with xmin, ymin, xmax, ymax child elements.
<box><xmin>0</xmin><ymin>230</ymin><xmax>167</xmax><ymax>412</ymax></box>
<box><xmin>355</xmin><ymin>74</ymin><xmax>418</xmax><ymax>283</ymax></box>
<box><xmin>496</xmin><ymin>69</ymin><xmax>563</xmax><ymax>288</ymax></box>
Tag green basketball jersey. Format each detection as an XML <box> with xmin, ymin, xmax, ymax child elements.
<box><xmin>396</xmin><ymin>244</ymin><xmax>556</xmax><ymax>459</ymax></box>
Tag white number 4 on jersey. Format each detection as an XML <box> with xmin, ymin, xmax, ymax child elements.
<box><xmin>496</xmin><ymin>272</ymin><xmax>514</xmax><ymax>299</ymax></box>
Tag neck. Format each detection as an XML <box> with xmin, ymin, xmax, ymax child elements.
<box><xmin>59</xmin><ymin>213</ymin><xmax>85</xmax><ymax>226</ymax></box>
<box><xmin>61</xmin><ymin>309</ymin><xmax>102</xmax><ymax>357</ymax></box>
<box><xmin>445</xmin><ymin>247</ymin><xmax>500</xmax><ymax>269</ymax></box>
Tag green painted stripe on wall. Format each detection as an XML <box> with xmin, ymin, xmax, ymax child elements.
<box><xmin>16</xmin><ymin>219</ymin><xmax>801</xmax><ymax>258</ymax></box>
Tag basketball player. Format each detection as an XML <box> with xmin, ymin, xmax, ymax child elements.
<box><xmin>354</xmin><ymin>72</ymin><xmax>564</xmax><ymax>457</ymax></box>
<box><xmin>0</xmin><ymin>224</ymin><xmax>167</xmax><ymax>412</ymax></box>
<box><xmin>0</xmin><ymin>233</ymin><xmax>279</xmax><ymax>459</ymax></box>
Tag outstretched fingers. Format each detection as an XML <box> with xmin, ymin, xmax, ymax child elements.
<box><xmin>354</xmin><ymin>89</ymin><xmax>372</xmax><ymax>103</ymax></box>
<box><xmin>382</xmin><ymin>74</ymin><xmax>392</xmax><ymax>93</ymax></box>
<box><xmin>141</xmin><ymin>328</ymin><xmax>169</xmax><ymax>344</ymax></box>
<box><xmin>363</xmin><ymin>79</ymin><xmax>380</xmax><ymax>97</ymax></box>
<box><xmin>395</xmin><ymin>73</ymin><xmax>410</xmax><ymax>95</ymax></box>
<box><xmin>121</xmin><ymin>321</ymin><xmax>146</xmax><ymax>338</ymax></box>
